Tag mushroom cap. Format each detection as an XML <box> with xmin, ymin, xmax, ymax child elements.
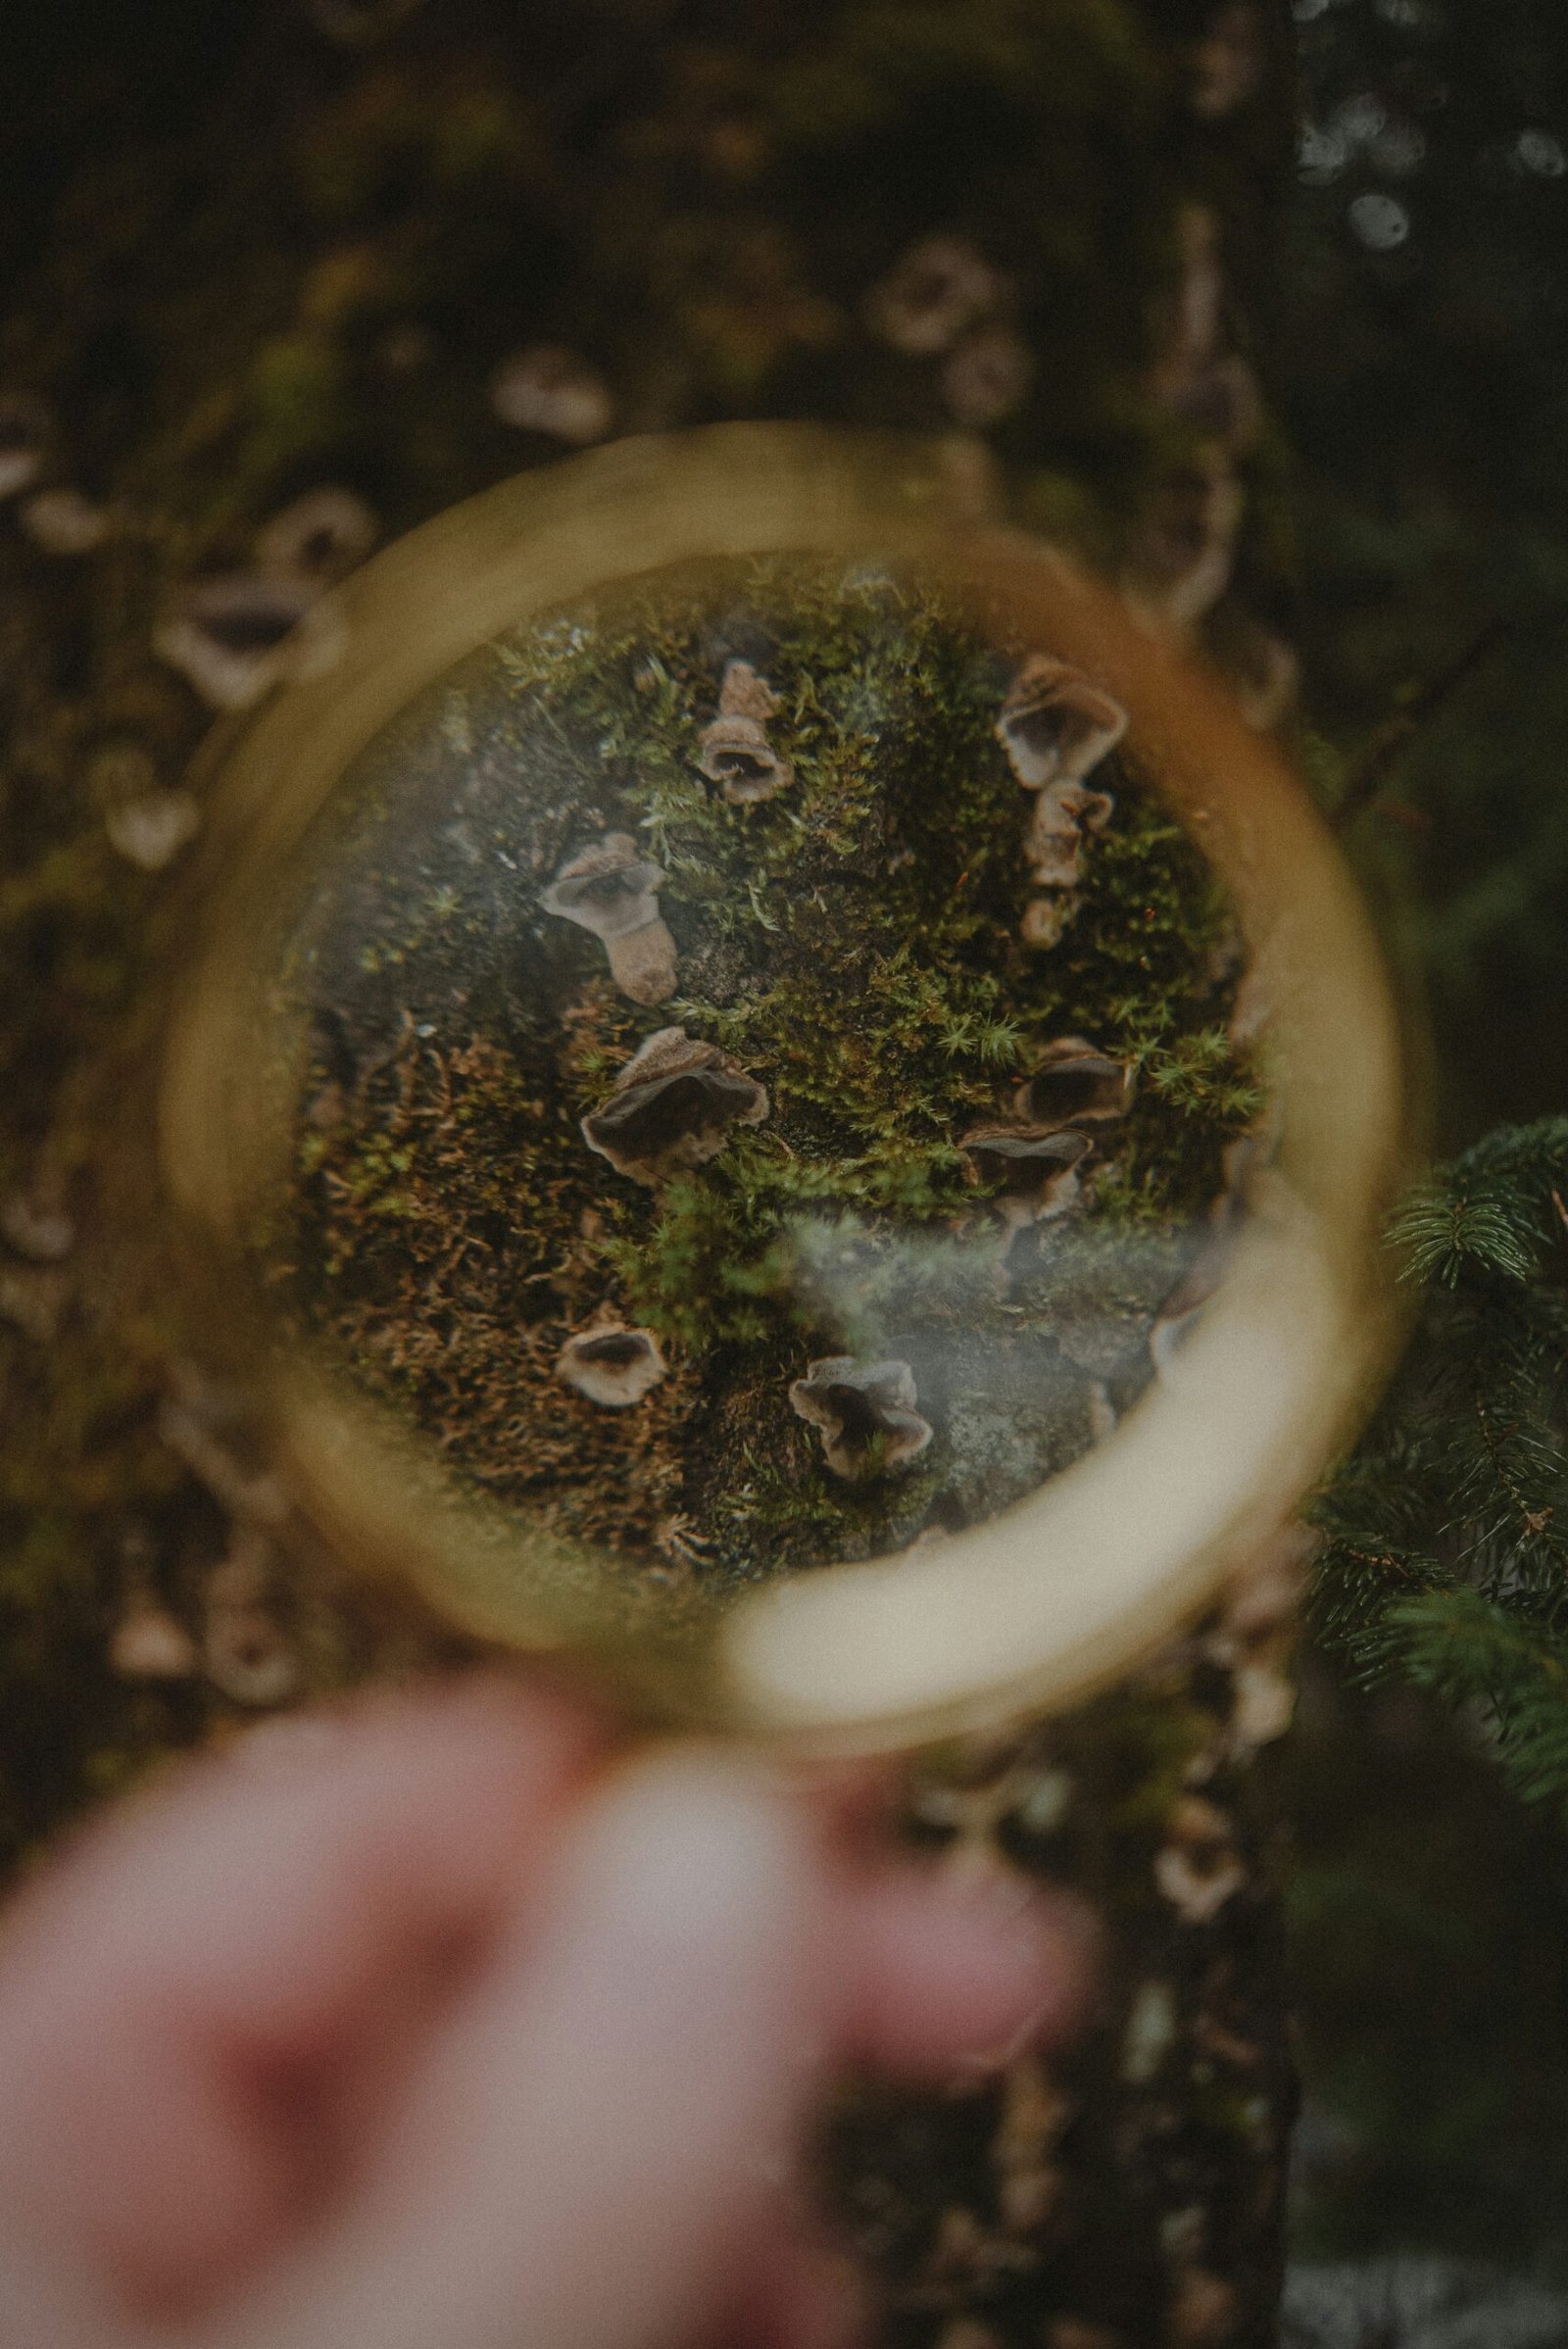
<box><xmin>1015</xmin><ymin>1038</ymin><xmax>1134</xmax><ymax>1130</ymax></box>
<box><xmin>958</xmin><ymin>1123</ymin><xmax>1094</xmax><ymax>1171</ymax></box>
<box><xmin>110</xmin><ymin>1590</ymin><xmax>199</xmax><ymax>1682</ymax></box>
<box><xmin>541</xmin><ymin>834</ymin><xmax>667</xmax><ymax>941</ymax></box>
<box><xmin>257</xmin><ymin>486</ymin><xmax>377</xmax><ymax>585</ymax></box>
<box><xmin>789</xmin><ymin>1355</ymin><xmax>934</xmax><ymax>1481</ymax></box>
<box><xmin>696</xmin><ymin>713</ymin><xmax>793</xmax><ymax>805</ymax></box>
<box><xmin>490</xmin><ymin>345</ymin><xmax>613</xmax><ymax>446</ymax></box>
<box><xmin>557</xmin><ymin>1324</ymin><xmax>667</xmax><ymax>1408</ymax></box>
<box><xmin>154</xmin><ymin>572</ymin><xmax>342</xmax><ymax>710</ymax></box>
<box><xmin>581</xmin><ymin>1026</ymin><xmax>768</xmax><ymax>1184</ymax></box>
<box><xmin>996</xmin><ymin>656</ymin><xmax>1129</xmax><ymax>790</ymax></box>
<box><xmin>20</xmin><ymin>487</ymin><xmax>110</xmax><ymax>556</ymax></box>
<box><xmin>960</xmin><ymin>1122</ymin><xmax>1092</xmax><ymax>1226</ymax></box>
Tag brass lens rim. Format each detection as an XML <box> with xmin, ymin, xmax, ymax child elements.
<box><xmin>159</xmin><ymin>424</ymin><xmax>1407</xmax><ymax>1754</ymax></box>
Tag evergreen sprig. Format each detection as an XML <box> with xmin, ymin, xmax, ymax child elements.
<box><xmin>1314</xmin><ymin>1118</ymin><xmax>1568</xmax><ymax>1817</ymax></box>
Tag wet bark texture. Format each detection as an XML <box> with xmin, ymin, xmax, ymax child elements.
<box><xmin>1</xmin><ymin>3</ymin><xmax>1300</xmax><ymax>2340</ymax></box>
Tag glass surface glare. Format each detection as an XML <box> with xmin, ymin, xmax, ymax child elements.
<box><xmin>158</xmin><ymin>427</ymin><xmax>1406</xmax><ymax>1748</ymax></box>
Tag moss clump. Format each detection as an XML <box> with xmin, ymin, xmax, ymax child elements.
<box><xmin>277</xmin><ymin>554</ymin><xmax>1257</xmax><ymax>1586</ymax></box>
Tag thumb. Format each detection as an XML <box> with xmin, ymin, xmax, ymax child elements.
<box><xmin>218</xmin><ymin>1747</ymin><xmax>825</xmax><ymax>2349</ymax></box>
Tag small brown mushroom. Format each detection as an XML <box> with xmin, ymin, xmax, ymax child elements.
<box><xmin>491</xmin><ymin>345</ymin><xmax>613</xmax><ymax>445</ymax></box>
<box><xmin>1014</xmin><ymin>1039</ymin><xmax>1135</xmax><ymax>1132</ymax></box>
<box><xmin>111</xmin><ymin>1578</ymin><xmax>199</xmax><ymax>1682</ymax></box>
<box><xmin>1152</xmin><ymin>1794</ymin><xmax>1245</xmax><ymax>1925</ymax></box>
<box><xmin>960</xmin><ymin>1124</ymin><xmax>1093</xmax><ymax>1240</ymax></box>
<box><xmin>863</xmin><ymin>233</ymin><xmax>1001</xmax><ymax>357</ymax></box>
<box><xmin>540</xmin><ymin>834</ymin><xmax>678</xmax><ymax>1006</ymax></box>
<box><xmin>1</xmin><ymin>1193</ymin><xmax>74</xmax><ymax>1262</ymax></box>
<box><xmin>581</xmin><ymin>1026</ymin><xmax>768</xmax><ymax>1186</ymax></box>
<box><xmin>201</xmin><ymin>1530</ymin><xmax>302</xmax><ymax>1709</ymax></box>
<box><xmin>696</xmin><ymin>713</ymin><xmax>793</xmax><ymax>805</ymax></box>
<box><xmin>106</xmin><ymin>791</ymin><xmax>201</xmax><ymax>872</ymax></box>
<box><xmin>153</xmin><ymin>572</ymin><xmax>345</xmax><ymax>710</ymax></box>
<box><xmin>942</xmin><ymin>323</ymin><xmax>1033</xmax><ymax>428</ymax></box>
<box><xmin>789</xmin><ymin>1355</ymin><xmax>934</xmax><ymax>1482</ymax></box>
<box><xmin>256</xmin><ymin>486</ymin><xmax>376</xmax><ymax>585</ymax></box>
<box><xmin>556</xmin><ymin>1323</ymin><xmax>667</xmax><ymax>1408</ymax></box>
<box><xmin>996</xmin><ymin>657</ymin><xmax>1129</xmax><ymax>791</ymax></box>
<box><xmin>20</xmin><ymin>487</ymin><xmax>110</xmax><ymax>555</ymax></box>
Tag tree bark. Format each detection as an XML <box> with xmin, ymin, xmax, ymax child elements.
<box><xmin>0</xmin><ymin>3</ymin><xmax>1301</xmax><ymax>2338</ymax></box>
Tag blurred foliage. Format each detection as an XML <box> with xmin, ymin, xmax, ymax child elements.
<box><xmin>1281</xmin><ymin>0</ymin><xmax>1568</xmax><ymax>1142</ymax></box>
<box><xmin>1282</xmin><ymin>0</ymin><xmax>1568</xmax><ymax>2280</ymax></box>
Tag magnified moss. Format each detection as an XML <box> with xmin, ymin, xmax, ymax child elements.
<box><xmin>274</xmin><ymin>555</ymin><xmax>1259</xmax><ymax>1587</ymax></box>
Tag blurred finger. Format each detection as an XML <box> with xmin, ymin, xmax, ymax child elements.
<box><xmin>0</xmin><ymin>1674</ymin><xmax>603</xmax><ymax>2323</ymax></box>
<box><xmin>838</xmin><ymin>1857</ymin><xmax>1099</xmax><ymax>2076</ymax></box>
<box><xmin>219</xmin><ymin>1746</ymin><xmax>827</xmax><ymax>2349</ymax></box>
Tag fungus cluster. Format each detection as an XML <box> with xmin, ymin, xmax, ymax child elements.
<box><xmin>862</xmin><ymin>232</ymin><xmax>1032</xmax><ymax>429</ymax></box>
<box><xmin>697</xmin><ymin>660</ymin><xmax>793</xmax><ymax>805</ymax></box>
<box><xmin>995</xmin><ymin>657</ymin><xmax>1128</xmax><ymax>949</ymax></box>
<box><xmin>541</xmin><ymin>833</ymin><xmax>679</xmax><ymax>1006</ymax></box>
<box><xmin>961</xmin><ymin>1038</ymin><xmax>1135</xmax><ymax>1247</ymax></box>
<box><xmin>153</xmin><ymin>487</ymin><xmax>375</xmax><ymax>712</ymax></box>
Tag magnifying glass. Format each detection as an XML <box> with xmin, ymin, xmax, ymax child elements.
<box><xmin>154</xmin><ymin>422</ymin><xmax>1408</xmax><ymax>1755</ymax></box>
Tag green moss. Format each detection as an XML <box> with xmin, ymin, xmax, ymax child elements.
<box><xmin>274</xmin><ymin>554</ymin><xmax>1253</xmax><ymax>1586</ymax></box>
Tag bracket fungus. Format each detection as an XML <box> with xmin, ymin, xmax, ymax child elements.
<box><xmin>540</xmin><ymin>833</ymin><xmax>678</xmax><ymax>1005</ymax></box>
<box><xmin>1015</xmin><ymin>1038</ymin><xmax>1135</xmax><ymax>1133</ymax></box>
<box><xmin>580</xmin><ymin>1025</ymin><xmax>768</xmax><ymax>1185</ymax></box>
<box><xmin>556</xmin><ymin>1323</ymin><xmax>667</xmax><ymax>1408</ymax></box>
<box><xmin>697</xmin><ymin>660</ymin><xmax>793</xmax><ymax>805</ymax></box>
<box><xmin>789</xmin><ymin>1355</ymin><xmax>934</xmax><ymax>1483</ymax></box>
<box><xmin>996</xmin><ymin>656</ymin><xmax>1128</xmax><ymax>792</ymax></box>
<box><xmin>959</xmin><ymin>1123</ymin><xmax>1094</xmax><ymax>1240</ymax></box>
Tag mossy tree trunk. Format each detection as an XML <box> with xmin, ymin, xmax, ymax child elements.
<box><xmin>1</xmin><ymin>3</ymin><xmax>1301</xmax><ymax>2340</ymax></box>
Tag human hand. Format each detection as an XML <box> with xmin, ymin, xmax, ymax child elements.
<box><xmin>0</xmin><ymin>1677</ymin><xmax>1094</xmax><ymax>2349</ymax></box>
